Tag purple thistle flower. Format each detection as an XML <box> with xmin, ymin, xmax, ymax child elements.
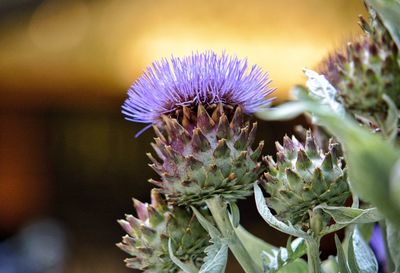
<box><xmin>122</xmin><ymin>51</ymin><xmax>275</xmax><ymax>127</ymax></box>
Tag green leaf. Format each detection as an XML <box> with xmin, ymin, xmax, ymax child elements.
<box><xmin>347</xmin><ymin>228</ymin><xmax>378</xmax><ymax>273</ymax></box>
<box><xmin>168</xmin><ymin>239</ymin><xmax>199</xmax><ymax>273</ymax></box>
<box><xmin>386</xmin><ymin>221</ymin><xmax>400</xmax><ymax>273</ymax></box>
<box><xmin>334</xmin><ymin>235</ymin><xmax>350</xmax><ymax>273</ymax></box>
<box><xmin>234</xmin><ymin>225</ymin><xmax>275</xmax><ymax>269</ymax></box>
<box><xmin>199</xmin><ymin>240</ymin><xmax>228</xmax><ymax>273</ymax></box>
<box><xmin>382</xmin><ymin>95</ymin><xmax>399</xmax><ymax>142</ymax></box>
<box><xmin>357</xmin><ymin>223</ymin><xmax>375</xmax><ymax>242</ymax></box>
<box><xmin>321</xmin><ymin>256</ymin><xmax>340</xmax><ymax>273</ymax></box>
<box><xmin>366</xmin><ymin>0</ymin><xmax>400</xmax><ymax>50</ymax></box>
<box><xmin>255</xmin><ymin>100</ymin><xmax>311</xmax><ymax>121</ymax></box>
<box><xmin>191</xmin><ymin>206</ymin><xmax>221</xmax><ymax>239</ymax></box>
<box><xmin>262</xmin><ymin>238</ymin><xmax>307</xmax><ymax>273</ymax></box>
<box><xmin>390</xmin><ymin>159</ymin><xmax>400</xmax><ymax>210</ymax></box>
<box><xmin>303</xmin><ymin>68</ymin><xmax>345</xmax><ymax>117</ymax></box>
<box><xmin>314</xmin><ymin>204</ymin><xmax>383</xmax><ymax>225</ymax></box>
<box><xmin>277</xmin><ymin>259</ymin><xmax>308</xmax><ymax>273</ymax></box>
<box><xmin>254</xmin><ymin>183</ymin><xmax>309</xmax><ymax>239</ymax></box>
<box><xmin>229</xmin><ymin>202</ymin><xmax>240</xmax><ymax>228</ymax></box>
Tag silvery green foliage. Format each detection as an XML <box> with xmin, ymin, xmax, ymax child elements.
<box><xmin>334</xmin><ymin>228</ymin><xmax>378</xmax><ymax>273</ymax></box>
<box><xmin>348</xmin><ymin>228</ymin><xmax>378</xmax><ymax>273</ymax></box>
<box><xmin>261</xmin><ymin>238</ymin><xmax>307</xmax><ymax>273</ymax></box>
<box><xmin>304</xmin><ymin>68</ymin><xmax>345</xmax><ymax>118</ymax></box>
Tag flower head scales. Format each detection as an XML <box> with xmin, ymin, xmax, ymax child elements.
<box><xmin>122</xmin><ymin>51</ymin><xmax>274</xmax><ymax>125</ymax></box>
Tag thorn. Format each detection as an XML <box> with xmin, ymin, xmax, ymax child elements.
<box><xmin>213</xmin><ymin>139</ymin><xmax>230</xmax><ymax>158</ymax></box>
<box><xmin>147</xmin><ymin>153</ymin><xmax>160</xmax><ymax>165</ymax></box>
<box><xmin>234</xmin><ymin>126</ymin><xmax>249</xmax><ymax>150</ymax></box>
<box><xmin>305</xmin><ymin>130</ymin><xmax>319</xmax><ymax>158</ymax></box>
<box><xmin>217</xmin><ymin>114</ymin><xmax>231</xmax><ymax>139</ymax></box>
<box><xmin>275</xmin><ymin>141</ymin><xmax>284</xmax><ymax>153</ymax></box>
<box><xmin>152</xmin><ymin>125</ymin><xmax>166</xmax><ymax>142</ymax></box>
<box><xmin>247</xmin><ymin>122</ymin><xmax>258</xmax><ymax>147</ymax></box>
<box><xmin>321</xmin><ymin>152</ymin><xmax>333</xmax><ymax>171</ymax></box>
<box><xmin>186</xmin><ymin>155</ymin><xmax>203</xmax><ymax>170</ymax></box>
<box><xmin>148</xmin><ymin>178</ymin><xmax>163</xmax><ymax>187</ymax></box>
<box><xmin>150</xmin><ymin>188</ymin><xmax>166</xmax><ymax>207</ymax></box>
<box><xmin>230</xmin><ymin>106</ymin><xmax>244</xmax><ymax>133</ymax></box>
<box><xmin>191</xmin><ymin>128</ymin><xmax>211</xmax><ymax>152</ymax></box>
<box><xmin>197</xmin><ymin>104</ymin><xmax>215</xmax><ymax>132</ymax></box>
<box><xmin>250</xmin><ymin>141</ymin><xmax>264</xmax><ymax>160</ymax></box>
<box><xmin>182</xmin><ymin>106</ymin><xmax>193</xmax><ymax>132</ymax></box>
<box><xmin>133</xmin><ymin>198</ymin><xmax>148</xmax><ymax>221</ymax></box>
<box><xmin>296</xmin><ymin>149</ymin><xmax>312</xmax><ymax>170</ymax></box>
<box><xmin>212</xmin><ymin>103</ymin><xmax>224</xmax><ymax>123</ymax></box>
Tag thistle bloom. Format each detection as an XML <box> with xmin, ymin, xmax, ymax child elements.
<box><xmin>122</xmin><ymin>51</ymin><xmax>274</xmax><ymax>126</ymax></box>
<box><xmin>122</xmin><ymin>51</ymin><xmax>274</xmax><ymax>205</ymax></box>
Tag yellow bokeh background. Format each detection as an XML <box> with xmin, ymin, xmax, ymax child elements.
<box><xmin>0</xmin><ymin>0</ymin><xmax>366</xmax><ymax>106</ymax></box>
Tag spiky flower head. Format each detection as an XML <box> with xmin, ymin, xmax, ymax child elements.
<box><xmin>122</xmin><ymin>51</ymin><xmax>274</xmax><ymax>126</ymax></box>
<box><xmin>122</xmin><ymin>51</ymin><xmax>274</xmax><ymax>205</ymax></box>
<box><xmin>261</xmin><ymin>131</ymin><xmax>349</xmax><ymax>231</ymax></box>
<box><xmin>117</xmin><ymin>189</ymin><xmax>210</xmax><ymax>272</ymax></box>
<box><xmin>319</xmin><ymin>9</ymin><xmax>400</xmax><ymax>124</ymax></box>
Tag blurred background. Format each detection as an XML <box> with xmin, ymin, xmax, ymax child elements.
<box><xmin>0</xmin><ymin>0</ymin><xmax>366</xmax><ymax>272</ymax></box>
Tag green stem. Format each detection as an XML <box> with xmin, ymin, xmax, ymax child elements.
<box><xmin>380</xmin><ymin>220</ymin><xmax>395</xmax><ymax>272</ymax></box>
<box><xmin>206</xmin><ymin>197</ymin><xmax>262</xmax><ymax>273</ymax></box>
<box><xmin>305</xmin><ymin>237</ymin><xmax>321</xmax><ymax>273</ymax></box>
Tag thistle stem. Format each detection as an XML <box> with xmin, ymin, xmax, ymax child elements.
<box><xmin>206</xmin><ymin>197</ymin><xmax>262</xmax><ymax>273</ymax></box>
<box><xmin>305</xmin><ymin>237</ymin><xmax>321</xmax><ymax>273</ymax></box>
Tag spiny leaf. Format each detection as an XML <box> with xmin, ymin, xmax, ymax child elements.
<box><xmin>198</xmin><ymin>241</ymin><xmax>228</xmax><ymax>273</ymax></box>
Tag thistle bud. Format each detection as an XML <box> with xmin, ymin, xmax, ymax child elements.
<box><xmin>122</xmin><ymin>52</ymin><xmax>274</xmax><ymax>205</ymax></box>
<box><xmin>261</xmin><ymin>131</ymin><xmax>350</xmax><ymax>230</ymax></box>
<box><xmin>117</xmin><ymin>189</ymin><xmax>210</xmax><ymax>272</ymax></box>
<box><xmin>320</xmin><ymin>10</ymin><xmax>400</xmax><ymax>124</ymax></box>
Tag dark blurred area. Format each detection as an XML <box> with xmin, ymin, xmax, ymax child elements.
<box><xmin>0</xmin><ymin>0</ymin><xmax>365</xmax><ymax>272</ymax></box>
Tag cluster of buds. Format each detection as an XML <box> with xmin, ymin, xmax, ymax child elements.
<box><xmin>261</xmin><ymin>131</ymin><xmax>349</xmax><ymax>231</ymax></box>
<box><xmin>320</xmin><ymin>9</ymin><xmax>400</xmax><ymax>124</ymax></box>
<box><xmin>117</xmin><ymin>189</ymin><xmax>210</xmax><ymax>272</ymax></box>
<box><xmin>118</xmin><ymin>52</ymin><xmax>274</xmax><ymax>272</ymax></box>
